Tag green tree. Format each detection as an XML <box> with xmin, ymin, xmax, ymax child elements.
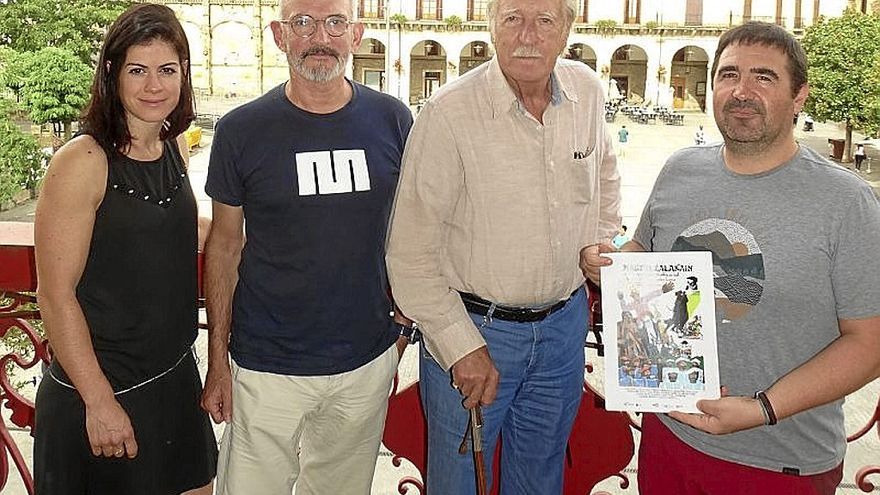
<box><xmin>0</xmin><ymin>96</ymin><xmax>18</xmax><ymax>119</ymax></box>
<box><xmin>390</xmin><ymin>13</ymin><xmax>409</xmax><ymax>25</ymax></box>
<box><xmin>0</xmin><ymin>48</ymin><xmax>33</xmax><ymax>103</ymax></box>
<box><xmin>0</xmin><ymin>118</ymin><xmax>45</xmax><ymax>204</ymax></box>
<box><xmin>802</xmin><ymin>9</ymin><xmax>880</xmax><ymax>161</ymax></box>
<box><xmin>0</xmin><ymin>0</ymin><xmax>130</xmax><ymax>64</ymax></box>
<box><xmin>445</xmin><ymin>15</ymin><xmax>463</xmax><ymax>30</ymax></box>
<box><xmin>20</xmin><ymin>47</ymin><xmax>92</xmax><ymax>140</ymax></box>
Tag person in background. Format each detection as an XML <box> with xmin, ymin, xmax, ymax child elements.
<box><xmin>802</xmin><ymin>113</ymin><xmax>814</xmax><ymax>131</ymax></box>
<box><xmin>612</xmin><ymin>225</ymin><xmax>630</xmax><ymax>248</ymax></box>
<box><xmin>33</xmin><ymin>4</ymin><xmax>217</xmax><ymax>494</ymax></box>
<box><xmin>618</xmin><ymin>124</ymin><xmax>630</xmax><ymax>157</ymax></box>
<box><xmin>854</xmin><ymin>143</ymin><xmax>866</xmax><ymax>171</ymax></box>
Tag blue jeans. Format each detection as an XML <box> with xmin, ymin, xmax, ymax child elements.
<box><xmin>420</xmin><ymin>287</ymin><xmax>588</xmax><ymax>494</ymax></box>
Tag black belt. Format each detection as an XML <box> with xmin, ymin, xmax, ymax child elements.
<box><xmin>458</xmin><ymin>290</ymin><xmax>575</xmax><ymax>323</ymax></box>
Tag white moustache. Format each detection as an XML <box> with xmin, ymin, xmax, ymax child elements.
<box><xmin>512</xmin><ymin>46</ymin><xmax>542</xmax><ymax>58</ymax></box>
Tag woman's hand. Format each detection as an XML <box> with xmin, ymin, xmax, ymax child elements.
<box><xmin>85</xmin><ymin>396</ymin><xmax>139</xmax><ymax>459</ymax></box>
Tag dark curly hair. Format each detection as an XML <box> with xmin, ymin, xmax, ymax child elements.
<box><xmin>81</xmin><ymin>3</ymin><xmax>194</xmax><ymax>156</ymax></box>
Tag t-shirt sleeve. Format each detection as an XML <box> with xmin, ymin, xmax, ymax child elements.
<box><xmin>831</xmin><ymin>184</ymin><xmax>880</xmax><ymax>320</ymax></box>
<box><xmin>399</xmin><ymin>104</ymin><xmax>415</xmax><ymax>140</ymax></box>
<box><xmin>204</xmin><ymin>122</ymin><xmax>244</xmax><ymax>206</ymax></box>
<box><xmin>633</xmin><ymin>165</ymin><xmax>670</xmax><ymax>252</ymax></box>
<box><xmin>632</xmin><ymin>156</ymin><xmax>683</xmax><ymax>252</ymax></box>
<box><xmin>632</xmin><ymin>198</ymin><xmax>654</xmax><ymax>251</ymax></box>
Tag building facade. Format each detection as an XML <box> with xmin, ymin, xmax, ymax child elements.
<box><xmin>160</xmin><ymin>0</ymin><xmax>849</xmax><ymax>113</ymax></box>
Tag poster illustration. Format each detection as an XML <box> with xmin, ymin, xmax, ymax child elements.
<box><xmin>600</xmin><ymin>251</ymin><xmax>720</xmax><ymax>413</ymax></box>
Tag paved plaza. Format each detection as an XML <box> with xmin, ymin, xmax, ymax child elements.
<box><xmin>2</xmin><ymin>102</ymin><xmax>879</xmax><ymax>494</ymax></box>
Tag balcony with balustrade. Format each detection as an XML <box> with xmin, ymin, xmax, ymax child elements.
<box><xmin>1</xmin><ymin>220</ymin><xmax>878</xmax><ymax>494</ymax></box>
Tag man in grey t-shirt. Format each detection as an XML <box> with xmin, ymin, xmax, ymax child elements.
<box><xmin>582</xmin><ymin>22</ymin><xmax>880</xmax><ymax>495</ymax></box>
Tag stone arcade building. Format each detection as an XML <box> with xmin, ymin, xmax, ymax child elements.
<box><xmin>157</xmin><ymin>0</ymin><xmax>849</xmax><ymax>114</ymax></box>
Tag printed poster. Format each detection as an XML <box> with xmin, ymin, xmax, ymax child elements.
<box><xmin>600</xmin><ymin>251</ymin><xmax>720</xmax><ymax>413</ymax></box>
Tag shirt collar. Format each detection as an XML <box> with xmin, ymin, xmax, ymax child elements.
<box><xmin>485</xmin><ymin>56</ymin><xmax>579</xmax><ymax>119</ymax></box>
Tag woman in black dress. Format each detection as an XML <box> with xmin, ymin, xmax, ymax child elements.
<box><xmin>33</xmin><ymin>4</ymin><xmax>217</xmax><ymax>494</ymax></box>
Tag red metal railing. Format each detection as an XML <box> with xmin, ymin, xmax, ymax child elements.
<box><xmin>2</xmin><ymin>221</ymin><xmax>878</xmax><ymax>493</ymax></box>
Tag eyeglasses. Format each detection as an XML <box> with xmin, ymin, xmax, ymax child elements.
<box><xmin>279</xmin><ymin>14</ymin><xmax>351</xmax><ymax>38</ymax></box>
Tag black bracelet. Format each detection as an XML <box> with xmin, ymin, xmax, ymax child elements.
<box><xmin>754</xmin><ymin>390</ymin><xmax>778</xmax><ymax>426</ymax></box>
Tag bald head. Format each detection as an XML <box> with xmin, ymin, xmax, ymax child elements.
<box><xmin>279</xmin><ymin>0</ymin><xmax>357</xmax><ymax>21</ymax></box>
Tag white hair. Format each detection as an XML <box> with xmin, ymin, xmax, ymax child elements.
<box><xmin>487</xmin><ymin>0</ymin><xmax>577</xmax><ymax>27</ymax></box>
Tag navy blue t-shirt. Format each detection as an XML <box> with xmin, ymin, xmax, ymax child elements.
<box><xmin>206</xmin><ymin>81</ymin><xmax>413</xmax><ymax>375</ymax></box>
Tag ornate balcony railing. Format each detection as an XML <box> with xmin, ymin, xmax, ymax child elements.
<box><xmin>2</xmin><ymin>221</ymin><xmax>878</xmax><ymax>493</ymax></box>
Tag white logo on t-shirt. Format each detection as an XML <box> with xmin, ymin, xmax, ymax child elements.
<box><xmin>296</xmin><ymin>150</ymin><xmax>371</xmax><ymax>196</ymax></box>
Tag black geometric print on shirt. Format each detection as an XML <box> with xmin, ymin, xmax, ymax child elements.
<box><xmin>713</xmin><ymin>274</ymin><xmax>763</xmax><ymax>306</ymax></box>
<box><xmin>673</xmin><ymin>219</ymin><xmax>764</xmax><ymax>321</ymax></box>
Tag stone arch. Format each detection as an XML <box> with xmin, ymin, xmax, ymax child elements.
<box><xmin>354</xmin><ymin>38</ymin><xmax>387</xmax><ymax>91</ymax></box>
<box><xmin>261</xmin><ymin>25</ymin><xmax>289</xmax><ymax>91</ymax></box>
<box><xmin>211</xmin><ymin>20</ymin><xmax>255</xmax><ymax>66</ymax></box>
<box><xmin>459</xmin><ymin>41</ymin><xmax>493</xmax><ymax>75</ymax></box>
<box><xmin>181</xmin><ymin>21</ymin><xmax>207</xmax><ymax>92</ymax></box>
<box><xmin>610</xmin><ymin>44</ymin><xmax>648</xmax><ymax>102</ymax></box>
<box><xmin>211</xmin><ymin>20</ymin><xmax>257</xmax><ymax>97</ymax></box>
<box><xmin>409</xmin><ymin>40</ymin><xmax>447</xmax><ymax>105</ymax></box>
<box><xmin>182</xmin><ymin>22</ymin><xmax>205</xmax><ymax>66</ymax></box>
<box><xmin>669</xmin><ymin>45</ymin><xmax>709</xmax><ymax>111</ymax></box>
<box><xmin>566</xmin><ymin>43</ymin><xmax>597</xmax><ymax>71</ymax></box>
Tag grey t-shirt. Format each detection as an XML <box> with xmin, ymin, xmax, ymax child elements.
<box><xmin>634</xmin><ymin>143</ymin><xmax>880</xmax><ymax>474</ymax></box>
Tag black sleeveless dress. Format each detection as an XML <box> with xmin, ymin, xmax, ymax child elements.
<box><xmin>34</xmin><ymin>141</ymin><xmax>218</xmax><ymax>495</ymax></box>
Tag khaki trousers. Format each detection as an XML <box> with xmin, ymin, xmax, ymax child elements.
<box><xmin>215</xmin><ymin>345</ymin><xmax>399</xmax><ymax>495</ymax></box>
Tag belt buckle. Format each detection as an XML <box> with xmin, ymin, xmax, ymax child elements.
<box><xmin>529</xmin><ymin>304</ymin><xmax>552</xmax><ymax>318</ymax></box>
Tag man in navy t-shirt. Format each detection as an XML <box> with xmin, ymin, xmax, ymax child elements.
<box><xmin>200</xmin><ymin>0</ymin><xmax>413</xmax><ymax>492</ymax></box>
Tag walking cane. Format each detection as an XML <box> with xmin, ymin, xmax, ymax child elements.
<box><xmin>459</xmin><ymin>405</ymin><xmax>488</xmax><ymax>495</ymax></box>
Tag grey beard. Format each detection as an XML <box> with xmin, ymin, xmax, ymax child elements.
<box><xmin>292</xmin><ymin>56</ymin><xmax>346</xmax><ymax>82</ymax></box>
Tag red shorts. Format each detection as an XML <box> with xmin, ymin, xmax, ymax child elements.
<box><xmin>638</xmin><ymin>413</ymin><xmax>843</xmax><ymax>495</ymax></box>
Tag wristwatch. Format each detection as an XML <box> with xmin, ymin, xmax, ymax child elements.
<box><xmin>396</xmin><ymin>322</ymin><xmax>420</xmax><ymax>344</ymax></box>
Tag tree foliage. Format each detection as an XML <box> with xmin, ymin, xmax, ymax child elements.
<box><xmin>20</xmin><ymin>47</ymin><xmax>92</xmax><ymax>138</ymax></box>
<box><xmin>0</xmin><ymin>0</ymin><xmax>130</xmax><ymax>64</ymax></box>
<box><xmin>0</xmin><ymin>118</ymin><xmax>45</xmax><ymax>204</ymax></box>
<box><xmin>802</xmin><ymin>9</ymin><xmax>880</xmax><ymax>142</ymax></box>
<box><xmin>0</xmin><ymin>47</ymin><xmax>33</xmax><ymax>102</ymax></box>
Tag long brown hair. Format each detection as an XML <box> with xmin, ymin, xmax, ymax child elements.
<box><xmin>81</xmin><ymin>3</ymin><xmax>195</xmax><ymax>156</ymax></box>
